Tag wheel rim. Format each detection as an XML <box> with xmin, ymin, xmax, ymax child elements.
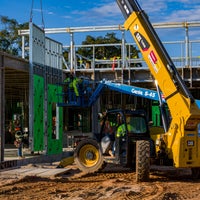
<box><xmin>79</xmin><ymin>144</ymin><xmax>99</xmax><ymax>167</ymax></box>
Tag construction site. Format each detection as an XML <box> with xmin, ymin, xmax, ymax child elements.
<box><xmin>1</xmin><ymin>0</ymin><xmax>200</xmax><ymax>199</ymax></box>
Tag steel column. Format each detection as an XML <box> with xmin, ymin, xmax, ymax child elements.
<box><xmin>185</xmin><ymin>26</ymin><xmax>189</xmax><ymax>67</ymax></box>
<box><xmin>70</xmin><ymin>33</ymin><xmax>74</xmax><ymax>72</ymax></box>
<box><xmin>0</xmin><ymin>55</ymin><xmax>5</xmax><ymax>161</ymax></box>
<box><xmin>121</xmin><ymin>30</ymin><xmax>125</xmax><ymax>83</ymax></box>
<box><xmin>22</xmin><ymin>36</ymin><xmax>25</xmax><ymax>59</ymax></box>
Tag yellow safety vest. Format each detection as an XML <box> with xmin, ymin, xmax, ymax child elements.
<box><xmin>116</xmin><ymin>124</ymin><xmax>126</xmax><ymax>137</ymax></box>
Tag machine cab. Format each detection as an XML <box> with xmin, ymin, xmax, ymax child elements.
<box><xmin>99</xmin><ymin>109</ymin><xmax>150</xmax><ymax>140</ymax></box>
<box><xmin>99</xmin><ymin>109</ymin><xmax>150</xmax><ymax>166</ymax></box>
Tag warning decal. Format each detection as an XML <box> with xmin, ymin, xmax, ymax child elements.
<box><xmin>149</xmin><ymin>51</ymin><xmax>157</xmax><ymax>64</ymax></box>
<box><xmin>148</xmin><ymin>50</ymin><xmax>160</xmax><ymax>73</ymax></box>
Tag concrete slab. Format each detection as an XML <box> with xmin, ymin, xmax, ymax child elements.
<box><xmin>1</xmin><ymin>147</ymin><xmax>74</xmax><ymax>169</ymax></box>
<box><xmin>0</xmin><ymin>166</ymin><xmax>70</xmax><ymax>178</ymax></box>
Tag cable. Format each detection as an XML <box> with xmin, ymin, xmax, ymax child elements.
<box><xmin>29</xmin><ymin>0</ymin><xmax>34</xmax><ymax>22</ymax></box>
<box><xmin>29</xmin><ymin>0</ymin><xmax>45</xmax><ymax>29</ymax></box>
<box><xmin>40</xmin><ymin>0</ymin><xmax>45</xmax><ymax>29</ymax></box>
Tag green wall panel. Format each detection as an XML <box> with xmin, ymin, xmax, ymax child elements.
<box><xmin>47</xmin><ymin>84</ymin><xmax>63</xmax><ymax>155</ymax></box>
<box><xmin>33</xmin><ymin>75</ymin><xmax>44</xmax><ymax>151</ymax></box>
<box><xmin>152</xmin><ymin>104</ymin><xmax>161</xmax><ymax>126</ymax></box>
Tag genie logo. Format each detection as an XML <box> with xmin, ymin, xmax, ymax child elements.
<box><xmin>131</xmin><ymin>88</ymin><xmax>143</xmax><ymax>95</ymax></box>
<box><xmin>131</xmin><ymin>88</ymin><xmax>156</xmax><ymax>99</ymax></box>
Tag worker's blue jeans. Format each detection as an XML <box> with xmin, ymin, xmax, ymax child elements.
<box><xmin>17</xmin><ymin>144</ymin><xmax>22</xmax><ymax>157</ymax></box>
<box><xmin>68</xmin><ymin>89</ymin><xmax>75</xmax><ymax>102</ymax></box>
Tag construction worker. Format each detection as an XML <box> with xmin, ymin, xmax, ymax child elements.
<box><xmin>64</xmin><ymin>74</ymin><xmax>74</xmax><ymax>102</ymax></box>
<box><xmin>13</xmin><ymin>118</ymin><xmax>24</xmax><ymax>158</ymax></box>
<box><xmin>64</xmin><ymin>74</ymin><xmax>74</xmax><ymax>86</ymax></box>
<box><xmin>126</xmin><ymin>116</ymin><xmax>135</xmax><ymax>132</ymax></box>
<box><xmin>114</xmin><ymin>114</ymin><xmax>127</xmax><ymax>159</ymax></box>
<box><xmin>104</xmin><ymin>117</ymin><xmax>113</xmax><ymax>136</ymax></box>
<box><xmin>103</xmin><ymin>117</ymin><xmax>115</xmax><ymax>157</ymax></box>
<box><xmin>116</xmin><ymin>114</ymin><xmax>126</xmax><ymax>137</ymax></box>
<box><xmin>64</xmin><ymin>74</ymin><xmax>81</xmax><ymax>103</ymax></box>
<box><xmin>81</xmin><ymin>78</ymin><xmax>92</xmax><ymax>106</ymax></box>
<box><xmin>72</xmin><ymin>76</ymin><xmax>80</xmax><ymax>98</ymax></box>
<box><xmin>116</xmin><ymin>123</ymin><xmax>126</xmax><ymax>138</ymax></box>
<box><xmin>116</xmin><ymin>115</ymin><xmax>134</xmax><ymax>136</ymax></box>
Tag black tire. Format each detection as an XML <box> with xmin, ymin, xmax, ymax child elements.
<box><xmin>136</xmin><ymin>140</ymin><xmax>150</xmax><ymax>182</ymax></box>
<box><xmin>191</xmin><ymin>168</ymin><xmax>200</xmax><ymax>179</ymax></box>
<box><xmin>74</xmin><ymin>138</ymin><xmax>104</xmax><ymax>173</ymax></box>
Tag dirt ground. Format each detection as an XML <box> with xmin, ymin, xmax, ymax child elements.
<box><xmin>1</xmin><ymin>163</ymin><xmax>200</xmax><ymax>200</ymax></box>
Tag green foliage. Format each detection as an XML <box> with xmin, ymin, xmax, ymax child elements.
<box><xmin>0</xmin><ymin>15</ymin><xmax>28</xmax><ymax>56</ymax></box>
<box><xmin>77</xmin><ymin>33</ymin><xmax>121</xmax><ymax>60</ymax></box>
<box><xmin>63</xmin><ymin>32</ymin><xmax>140</xmax><ymax>69</ymax></box>
<box><xmin>76</xmin><ymin>32</ymin><xmax>140</xmax><ymax>61</ymax></box>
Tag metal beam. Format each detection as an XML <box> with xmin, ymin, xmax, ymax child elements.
<box><xmin>18</xmin><ymin>21</ymin><xmax>200</xmax><ymax>35</ymax></box>
<box><xmin>153</xmin><ymin>21</ymin><xmax>200</xmax><ymax>29</ymax></box>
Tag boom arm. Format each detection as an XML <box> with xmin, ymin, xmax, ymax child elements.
<box><xmin>88</xmin><ymin>80</ymin><xmax>161</xmax><ymax>107</ymax></box>
<box><xmin>116</xmin><ymin>0</ymin><xmax>197</xmax><ymax>118</ymax></box>
<box><xmin>117</xmin><ymin>0</ymin><xmax>200</xmax><ymax>169</ymax></box>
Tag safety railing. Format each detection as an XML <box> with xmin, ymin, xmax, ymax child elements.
<box><xmin>63</xmin><ymin>39</ymin><xmax>200</xmax><ymax>71</ymax></box>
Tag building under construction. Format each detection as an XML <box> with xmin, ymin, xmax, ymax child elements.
<box><xmin>1</xmin><ymin>22</ymin><xmax>200</xmax><ymax>162</ymax></box>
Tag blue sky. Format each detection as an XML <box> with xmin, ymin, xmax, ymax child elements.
<box><xmin>0</xmin><ymin>0</ymin><xmax>200</xmax><ymax>45</ymax></box>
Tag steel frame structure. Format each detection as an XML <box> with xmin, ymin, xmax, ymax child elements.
<box><xmin>19</xmin><ymin>22</ymin><xmax>200</xmax><ymax>73</ymax></box>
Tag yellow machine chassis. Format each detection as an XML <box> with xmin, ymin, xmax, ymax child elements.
<box><xmin>124</xmin><ymin>10</ymin><xmax>200</xmax><ymax>168</ymax></box>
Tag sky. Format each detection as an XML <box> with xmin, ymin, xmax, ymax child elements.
<box><xmin>0</xmin><ymin>0</ymin><xmax>200</xmax><ymax>46</ymax></box>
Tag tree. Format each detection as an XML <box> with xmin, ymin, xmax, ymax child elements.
<box><xmin>76</xmin><ymin>32</ymin><xmax>140</xmax><ymax>63</ymax></box>
<box><xmin>0</xmin><ymin>16</ymin><xmax>29</xmax><ymax>56</ymax></box>
<box><xmin>77</xmin><ymin>33</ymin><xmax>121</xmax><ymax>60</ymax></box>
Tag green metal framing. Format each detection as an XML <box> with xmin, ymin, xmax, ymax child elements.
<box><xmin>33</xmin><ymin>75</ymin><xmax>44</xmax><ymax>151</ymax></box>
<box><xmin>47</xmin><ymin>84</ymin><xmax>63</xmax><ymax>155</ymax></box>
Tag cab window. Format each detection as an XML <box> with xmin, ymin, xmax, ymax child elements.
<box><xmin>126</xmin><ymin>116</ymin><xmax>147</xmax><ymax>133</ymax></box>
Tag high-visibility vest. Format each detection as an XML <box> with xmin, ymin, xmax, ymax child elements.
<box><xmin>73</xmin><ymin>77</ymin><xmax>80</xmax><ymax>96</ymax></box>
<box><xmin>64</xmin><ymin>77</ymin><xmax>73</xmax><ymax>89</ymax></box>
<box><xmin>116</xmin><ymin>124</ymin><xmax>126</xmax><ymax>137</ymax></box>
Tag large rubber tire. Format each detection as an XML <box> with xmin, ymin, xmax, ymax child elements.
<box><xmin>74</xmin><ymin>138</ymin><xmax>104</xmax><ymax>173</ymax></box>
<box><xmin>191</xmin><ymin>168</ymin><xmax>200</xmax><ymax>179</ymax></box>
<box><xmin>136</xmin><ymin>140</ymin><xmax>150</xmax><ymax>182</ymax></box>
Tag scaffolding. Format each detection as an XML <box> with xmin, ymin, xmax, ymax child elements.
<box><xmin>19</xmin><ymin>22</ymin><xmax>200</xmax><ymax>86</ymax></box>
